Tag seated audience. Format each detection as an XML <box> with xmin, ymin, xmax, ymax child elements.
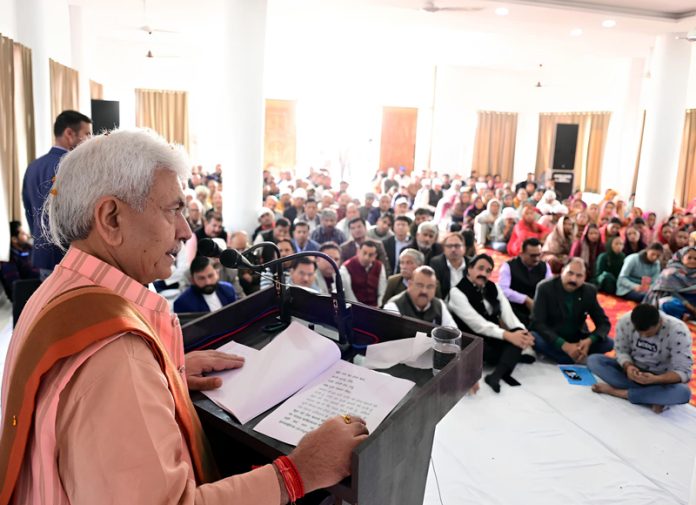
<box><xmin>499</xmin><ymin>238</ymin><xmax>552</xmax><ymax>328</ymax></box>
<box><xmin>255</xmin><ymin>217</ymin><xmax>292</xmax><ymax>262</ymax></box>
<box><xmin>358</xmin><ymin>192</ymin><xmax>376</xmax><ymax>221</ymax></box>
<box><xmin>186</xmin><ymin>200</ymin><xmax>203</xmax><ymax>232</ymax></box>
<box><xmin>292</xmin><ymin>220</ymin><xmax>320</xmax><ymax>252</ymax></box>
<box><xmin>311</xmin><ymin>208</ymin><xmax>347</xmax><ymax>245</ymax></box>
<box><xmin>315</xmin><ymin>242</ymin><xmax>342</xmax><ymax>294</ymax></box>
<box><xmin>616</xmin><ymin>242</ymin><xmax>663</xmax><ymax>303</ymax></box>
<box><xmin>283</xmin><ymin>187</ymin><xmax>307</xmax><ymax>223</ymax></box>
<box><xmin>474</xmin><ymin>199</ymin><xmax>501</xmax><ymax>246</ymax></box>
<box><xmin>489</xmin><ymin>207</ymin><xmax>518</xmax><ymax>253</ymax></box>
<box><xmin>1</xmin><ymin>221</ymin><xmax>39</xmax><ymax>300</ymax></box>
<box><xmin>195</xmin><ymin>209</ymin><xmax>227</xmax><ymax>246</ymax></box>
<box><xmin>228</xmin><ymin>231</ymin><xmax>261</xmax><ymax>295</ymax></box>
<box><xmin>337</xmin><ymin>203</ymin><xmax>361</xmax><ymax>238</ymax></box>
<box><xmin>541</xmin><ymin>216</ymin><xmax>574</xmax><ymax>273</ymax></box>
<box><xmin>409</xmin><ymin>207</ymin><xmax>436</xmax><ymax>238</ymax></box>
<box><xmin>297</xmin><ymin>198</ymin><xmax>320</xmax><ymax>232</ymax></box>
<box><xmin>383</xmin><ymin>215</ymin><xmax>412</xmax><ymax>274</ymax></box>
<box><xmin>531</xmin><ymin>258</ymin><xmax>613</xmax><ymax>364</ymax></box>
<box><xmin>588</xmin><ymin>304</ymin><xmax>692</xmax><ymax>413</ymax></box>
<box><xmin>368</xmin><ymin>194</ymin><xmax>393</xmax><ymax>225</ymax></box>
<box><xmin>570</xmin><ymin>223</ymin><xmax>604</xmax><ymax>281</ymax></box>
<box><xmin>599</xmin><ymin>217</ymin><xmax>622</xmax><ymax>247</ymax></box>
<box><xmin>340</xmin><ymin>218</ymin><xmax>391</xmax><ymax>275</ymax></box>
<box><xmin>448</xmin><ymin>254</ymin><xmax>534</xmax><ymax>393</ymax></box>
<box><xmin>340</xmin><ymin>240</ymin><xmax>387</xmax><ymax>307</ymax></box>
<box><xmin>507</xmin><ymin>204</ymin><xmax>549</xmax><ymax>257</ymax></box>
<box><xmin>383</xmin><ymin>248</ymin><xmax>443</xmax><ymax>304</ymax></box>
<box><xmin>409</xmin><ymin>221</ymin><xmax>443</xmax><ymax>265</ymax></box>
<box><xmin>288</xmin><ymin>257</ymin><xmax>318</xmax><ymax>291</ymax></box>
<box><xmin>173</xmin><ymin>256</ymin><xmax>237</xmax><ymax>313</ymax></box>
<box><xmin>663</xmin><ymin>226</ymin><xmax>690</xmax><ymax>268</ymax></box>
<box><xmin>384</xmin><ymin>266</ymin><xmax>456</xmax><ymax>326</ymax></box>
<box><xmin>645</xmin><ymin>246</ymin><xmax>696</xmax><ymax>321</ymax></box>
<box><xmin>622</xmin><ymin>225</ymin><xmax>646</xmax><ymax>255</ymax></box>
<box><xmin>367</xmin><ymin>213</ymin><xmax>394</xmax><ymax>242</ymax></box>
<box><xmin>595</xmin><ymin>237</ymin><xmax>625</xmax><ymax>295</ymax></box>
<box><xmin>259</xmin><ymin>238</ymin><xmax>296</xmax><ymax>290</ymax></box>
<box><xmin>430</xmin><ymin>232</ymin><xmax>467</xmax><ymax>299</ymax></box>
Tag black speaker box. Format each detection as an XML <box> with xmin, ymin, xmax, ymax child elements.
<box><xmin>91</xmin><ymin>99</ymin><xmax>120</xmax><ymax>134</ymax></box>
<box><xmin>553</xmin><ymin>123</ymin><xmax>579</xmax><ymax>171</ymax></box>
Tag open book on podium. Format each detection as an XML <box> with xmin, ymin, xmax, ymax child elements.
<box><xmin>182</xmin><ymin>286</ymin><xmax>483</xmax><ymax>505</ymax></box>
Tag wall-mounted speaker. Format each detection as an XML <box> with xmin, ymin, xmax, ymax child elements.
<box><xmin>552</xmin><ymin>123</ymin><xmax>578</xmax><ymax>171</ymax></box>
<box><xmin>91</xmin><ymin>99</ymin><xmax>120</xmax><ymax>134</ymax></box>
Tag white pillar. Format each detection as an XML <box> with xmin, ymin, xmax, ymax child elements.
<box><xmin>634</xmin><ymin>35</ymin><xmax>692</xmax><ymax>221</ymax></box>
<box><xmin>512</xmin><ymin>111</ymin><xmax>539</xmax><ymax>184</ymax></box>
<box><xmin>220</xmin><ymin>0</ymin><xmax>267</xmax><ymax>235</ymax></box>
<box><xmin>16</xmin><ymin>0</ymin><xmax>52</xmax><ymax>154</ymax></box>
<box><xmin>69</xmin><ymin>5</ymin><xmax>91</xmax><ymax>116</ymax></box>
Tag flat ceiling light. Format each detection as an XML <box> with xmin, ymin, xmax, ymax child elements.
<box><xmin>495</xmin><ymin>7</ymin><xmax>509</xmax><ymax>16</ymax></box>
<box><xmin>602</xmin><ymin>20</ymin><xmax>616</xmax><ymax>28</ymax></box>
<box><xmin>570</xmin><ymin>28</ymin><xmax>583</xmax><ymax>36</ymax></box>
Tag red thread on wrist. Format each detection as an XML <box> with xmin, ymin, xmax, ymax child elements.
<box><xmin>273</xmin><ymin>456</ymin><xmax>305</xmax><ymax>503</ymax></box>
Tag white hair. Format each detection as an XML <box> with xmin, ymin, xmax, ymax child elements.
<box><xmin>43</xmin><ymin>128</ymin><xmax>190</xmax><ymax>250</ymax></box>
<box><xmin>399</xmin><ymin>248</ymin><xmax>425</xmax><ymax>266</ymax></box>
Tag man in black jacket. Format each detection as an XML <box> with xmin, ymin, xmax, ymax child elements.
<box><xmin>409</xmin><ymin>222</ymin><xmax>443</xmax><ymax>266</ymax></box>
<box><xmin>429</xmin><ymin>232</ymin><xmax>466</xmax><ymax>300</ymax></box>
<box><xmin>531</xmin><ymin>258</ymin><xmax>613</xmax><ymax>364</ymax></box>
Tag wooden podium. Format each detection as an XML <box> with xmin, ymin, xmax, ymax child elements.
<box><xmin>182</xmin><ymin>287</ymin><xmax>482</xmax><ymax>505</ymax></box>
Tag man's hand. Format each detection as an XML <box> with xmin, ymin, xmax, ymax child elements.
<box><xmin>289</xmin><ymin>415</ymin><xmax>369</xmax><ymax>492</ymax></box>
<box><xmin>184</xmin><ymin>350</ymin><xmax>245</xmax><ymax>391</ymax></box>
<box><xmin>576</xmin><ymin>337</ymin><xmax>593</xmax><ymax>361</ymax></box>
<box><xmin>524</xmin><ymin>297</ymin><xmax>534</xmax><ymax>312</ymax></box>
<box><xmin>561</xmin><ymin>342</ymin><xmax>583</xmax><ymax>362</ymax></box>
<box><xmin>632</xmin><ymin>370</ymin><xmax>658</xmax><ymax>385</ymax></box>
<box><xmin>503</xmin><ymin>330</ymin><xmax>534</xmax><ymax>350</ymax></box>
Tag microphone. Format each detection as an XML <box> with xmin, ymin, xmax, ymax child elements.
<box><xmin>219</xmin><ymin>248</ymin><xmax>258</xmax><ymax>270</ymax></box>
<box><xmin>197</xmin><ymin>238</ymin><xmax>223</xmax><ymax>258</ymax></box>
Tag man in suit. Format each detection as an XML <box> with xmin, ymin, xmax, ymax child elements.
<box><xmin>383</xmin><ymin>266</ymin><xmax>456</xmax><ymax>326</ymax></box>
<box><xmin>22</xmin><ymin>110</ymin><xmax>92</xmax><ymax>278</ymax></box>
<box><xmin>383</xmin><ymin>215</ymin><xmax>412</xmax><ymax>275</ymax></box>
<box><xmin>531</xmin><ymin>257</ymin><xmax>613</xmax><ymax>364</ymax></box>
<box><xmin>429</xmin><ymin>232</ymin><xmax>466</xmax><ymax>300</ymax></box>
<box><xmin>409</xmin><ymin>221</ymin><xmax>443</xmax><ymax>266</ymax></box>
<box><xmin>174</xmin><ymin>256</ymin><xmax>237</xmax><ymax>313</ymax></box>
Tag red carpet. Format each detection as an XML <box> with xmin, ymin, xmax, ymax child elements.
<box><xmin>483</xmin><ymin>248</ymin><xmax>696</xmax><ymax>406</ymax></box>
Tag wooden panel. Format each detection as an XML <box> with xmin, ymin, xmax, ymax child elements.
<box><xmin>264</xmin><ymin>99</ymin><xmax>296</xmax><ymax>174</ymax></box>
<box><xmin>379</xmin><ymin>106</ymin><xmax>418</xmax><ymax>174</ymax></box>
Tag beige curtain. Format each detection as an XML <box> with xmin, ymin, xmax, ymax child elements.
<box><xmin>536</xmin><ymin>112</ymin><xmax>610</xmax><ymax>192</ymax></box>
<box><xmin>14</xmin><ymin>42</ymin><xmax>35</xmax><ymax>218</ymax></box>
<box><xmin>472</xmin><ymin>111</ymin><xmax>518</xmax><ymax>182</ymax></box>
<box><xmin>0</xmin><ymin>35</ymin><xmax>16</xmax><ymax>260</ymax></box>
<box><xmin>49</xmin><ymin>59</ymin><xmax>80</xmax><ymax>124</ymax></box>
<box><xmin>135</xmin><ymin>88</ymin><xmax>189</xmax><ymax>151</ymax></box>
<box><xmin>675</xmin><ymin>109</ymin><xmax>696</xmax><ymax>207</ymax></box>
<box><xmin>90</xmin><ymin>80</ymin><xmax>104</xmax><ymax>100</ymax></box>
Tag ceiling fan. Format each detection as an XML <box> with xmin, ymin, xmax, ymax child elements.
<box><xmin>421</xmin><ymin>1</ymin><xmax>484</xmax><ymax>13</ymax></box>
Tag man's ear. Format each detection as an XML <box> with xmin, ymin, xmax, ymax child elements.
<box><xmin>92</xmin><ymin>196</ymin><xmax>126</xmax><ymax>247</ymax></box>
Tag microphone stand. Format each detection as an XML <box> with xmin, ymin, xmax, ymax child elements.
<box><xmin>245</xmin><ymin>242</ymin><xmax>289</xmax><ymax>331</ymax></box>
<box><xmin>234</xmin><ymin>249</ymin><xmax>354</xmax><ymax>348</ymax></box>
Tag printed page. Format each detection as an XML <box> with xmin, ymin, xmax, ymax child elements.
<box><xmin>254</xmin><ymin>359</ymin><xmax>415</xmax><ymax>446</ymax></box>
<box><xmin>204</xmin><ymin>321</ymin><xmax>340</xmax><ymax>423</ymax></box>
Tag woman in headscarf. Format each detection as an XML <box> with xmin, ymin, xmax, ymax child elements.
<box><xmin>464</xmin><ymin>196</ymin><xmax>486</xmax><ymax>228</ymax></box>
<box><xmin>614</xmin><ymin>200</ymin><xmax>630</xmax><ymax>226</ymax></box>
<box><xmin>642</xmin><ymin>211</ymin><xmax>657</xmax><ymax>243</ymax></box>
<box><xmin>595</xmin><ymin>236</ymin><xmax>625</xmax><ymax>294</ymax></box>
<box><xmin>586</xmin><ymin>203</ymin><xmax>600</xmax><ymax>226</ymax></box>
<box><xmin>541</xmin><ymin>216</ymin><xmax>575</xmax><ymax>273</ymax></box>
<box><xmin>507</xmin><ymin>203</ymin><xmax>550</xmax><ymax>256</ymax></box>
<box><xmin>569</xmin><ymin>223</ymin><xmax>605</xmax><ymax>282</ymax></box>
<box><xmin>645</xmin><ymin>246</ymin><xmax>696</xmax><ymax>321</ymax></box>
<box><xmin>598</xmin><ymin>200</ymin><xmax>617</xmax><ymax>224</ymax></box>
<box><xmin>474</xmin><ymin>198</ymin><xmax>501</xmax><ymax>246</ymax></box>
<box><xmin>573</xmin><ymin>211</ymin><xmax>589</xmax><ymax>241</ymax></box>
<box><xmin>622</xmin><ymin>225</ymin><xmax>646</xmax><ymax>255</ymax></box>
<box><xmin>663</xmin><ymin>226</ymin><xmax>691</xmax><ymax>268</ymax></box>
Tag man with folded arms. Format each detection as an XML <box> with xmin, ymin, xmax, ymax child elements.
<box><xmin>531</xmin><ymin>258</ymin><xmax>613</xmax><ymax>364</ymax></box>
<box><xmin>0</xmin><ymin>129</ymin><xmax>368</xmax><ymax>504</ymax></box>
<box><xmin>448</xmin><ymin>254</ymin><xmax>534</xmax><ymax>393</ymax></box>
<box><xmin>383</xmin><ymin>266</ymin><xmax>455</xmax><ymax>327</ymax></box>
<box><xmin>588</xmin><ymin>303</ymin><xmax>692</xmax><ymax>413</ymax></box>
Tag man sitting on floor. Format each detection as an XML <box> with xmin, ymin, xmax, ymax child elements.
<box><xmin>173</xmin><ymin>255</ymin><xmax>237</xmax><ymax>313</ymax></box>
<box><xmin>448</xmin><ymin>254</ymin><xmax>534</xmax><ymax>393</ymax></box>
<box><xmin>499</xmin><ymin>238</ymin><xmax>552</xmax><ymax>327</ymax></box>
<box><xmin>430</xmin><ymin>232</ymin><xmax>467</xmax><ymax>301</ymax></box>
<box><xmin>340</xmin><ymin>240</ymin><xmax>387</xmax><ymax>307</ymax></box>
<box><xmin>383</xmin><ymin>266</ymin><xmax>456</xmax><ymax>326</ymax></box>
<box><xmin>531</xmin><ymin>258</ymin><xmax>613</xmax><ymax>364</ymax></box>
<box><xmin>588</xmin><ymin>303</ymin><xmax>692</xmax><ymax>413</ymax></box>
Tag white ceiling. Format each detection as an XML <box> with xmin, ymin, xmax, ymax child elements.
<box><xmin>71</xmin><ymin>0</ymin><xmax>696</xmax><ymax>85</ymax></box>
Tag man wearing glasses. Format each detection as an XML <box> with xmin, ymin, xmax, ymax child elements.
<box><xmin>430</xmin><ymin>232</ymin><xmax>468</xmax><ymax>301</ymax></box>
<box><xmin>498</xmin><ymin>238</ymin><xmax>552</xmax><ymax>327</ymax></box>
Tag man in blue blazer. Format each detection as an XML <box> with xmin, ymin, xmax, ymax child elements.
<box><xmin>174</xmin><ymin>256</ymin><xmax>237</xmax><ymax>313</ymax></box>
<box><xmin>22</xmin><ymin>110</ymin><xmax>92</xmax><ymax>278</ymax></box>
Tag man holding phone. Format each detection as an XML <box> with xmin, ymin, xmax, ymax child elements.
<box><xmin>588</xmin><ymin>304</ymin><xmax>692</xmax><ymax>413</ymax></box>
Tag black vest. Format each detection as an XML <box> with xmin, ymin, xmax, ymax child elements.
<box><xmin>452</xmin><ymin>276</ymin><xmax>500</xmax><ymax>335</ymax></box>
<box><xmin>507</xmin><ymin>257</ymin><xmax>547</xmax><ymax>310</ymax></box>
<box><xmin>393</xmin><ymin>291</ymin><xmax>443</xmax><ymax>325</ymax></box>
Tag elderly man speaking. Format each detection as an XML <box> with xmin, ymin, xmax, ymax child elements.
<box><xmin>0</xmin><ymin>130</ymin><xmax>368</xmax><ymax>505</ymax></box>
